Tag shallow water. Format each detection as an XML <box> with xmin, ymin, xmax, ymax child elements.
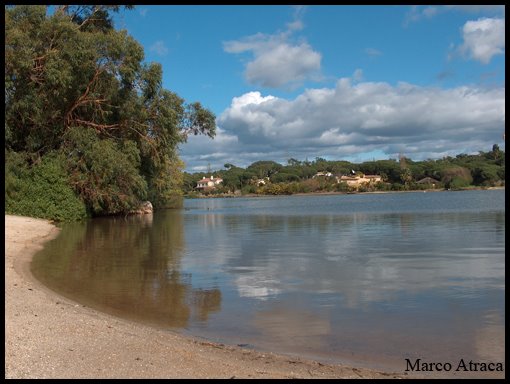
<box><xmin>32</xmin><ymin>189</ymin><xmax>505</xmax><ymax>373</ymax></box>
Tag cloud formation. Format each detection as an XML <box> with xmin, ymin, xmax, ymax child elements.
<box><xmin>149</xmin><ymin>40</ymin><xmax>169</xmax><ymax>56</ymax></box>
<box><xmin>459</xmin><ymin>17</ymin><xmax>505</xmax><ymax>64</ymax></box>
<box><xmin>181</xmin><ymin>79</ymin><xmax>504</xmax><ymax>171</ymax></box>
<box><xmin>223</xmin><ymin>8</ymin><xmax>321</xmax><ymax>89</ymax></box>
<box><xmin>364</xmin><ymin>47</ymin><xmax>383</xmax><ymax>57</ymax></box>
<box><xmin>404</xmin><ymin>5</ymin><xmax>504</xmax><ymax>26</ymax></box>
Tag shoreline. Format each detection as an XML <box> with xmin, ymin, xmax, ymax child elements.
<box><xmin>5</xmin><ymin>214</ymin><xmax>407</xmax><ymax>379</ymax></box>
<box><xmin>186</xmin><ymin>186</ymin><xmax>504</xmax><ymax>199</ymax></box>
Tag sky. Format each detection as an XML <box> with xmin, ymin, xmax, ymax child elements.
<box><xmin>112</xmin><ymin>5</ymin><xmax>506</xmax><ymax>173</ymax></box>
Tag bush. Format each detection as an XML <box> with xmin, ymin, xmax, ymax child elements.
<box><xmin>441</xmin><ymin>166</ymin><xmax>472</xmax><ymax>189</ymax></box>
<box><xmin>334</xmin><ymin>182</ymin><xmax>350</xmax><ymax>192</ymax></box>
<box><xmin>448</xmin><ymin>177</ymin><xmax>471</xmax><ymax>190</ymax></box>
<box><xmin>300</xmin><ymin>178</ymin><xmax>322</xmax><ymax>193</ymax></box>
<box><xmin>242</xmin><ymin>185</ymin><xmax>257</xmax><ymax>194</ymax></box>
<box><xmin>5</xmin><ymin>152</ymin><xmax>88</xmax><ymax>221</ymax></box>
<box><xmin>374</xmin><ymin>182</ymin><xmax>392</xmax><ymax>191</ymax></box>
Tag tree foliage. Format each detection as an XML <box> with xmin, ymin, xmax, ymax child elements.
<box><xmin>246</xmin><ymin>160</ymin><xmax>283</xmax><ymax>179</ymax></box>
<box><xmin>5</xmin><ymin>5</ymin><xmax>216</xmax><ymax>219</ymax></box>
<box><xmin>5</xmin><ymin>151</ymin><xmax>88</xmax><ymax>221</ymax></box>
<box><xmin>183</xmin><ymin>145</ymin><xmax>505</xmax><ymax>196</ymax></box>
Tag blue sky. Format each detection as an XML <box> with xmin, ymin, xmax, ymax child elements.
<box><xmin>112</xmin><ymin>5</ymin><xmax>505</xmax><ymax>172</ymax></box>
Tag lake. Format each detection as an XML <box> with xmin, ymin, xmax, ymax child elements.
<box><xmin>32</xmin><ymin>189</ymin><xmax>505</xmax><ymax>374</ymax></box>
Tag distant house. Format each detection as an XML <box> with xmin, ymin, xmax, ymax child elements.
<box><xmin>254</xmin><ymin>177</ymin><xmax>269</xmax><ymax>186</ymax></box>
<box><xmin>336</xmin><ymin>174</ymin><xmax>382</xmax><ymax>187</ymax></box>
<box><xmin>313</xmin><ymin>171</ymin><xmax>333</xmax><ymax>179</ymax></box>
<box><xmin>364</xmin><ymin>175</ymin><xmax>382</xmax><ymax>183</ymax></box>
<box><xmin>417</xmin><ymin>177</ymin><xmax>439</xmax><ymax>188</ymax></box>
<box><xmin>196</xmin><ymin>175</ymin><xmax>223</xmax><ymax>190</ymax></box>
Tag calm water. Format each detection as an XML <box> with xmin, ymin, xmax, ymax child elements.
<box><xmin>32</xmin><ymin>190</ymin><xmax>505</xmax><ymax>373</ymax></box>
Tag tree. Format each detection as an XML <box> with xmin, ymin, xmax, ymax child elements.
<box><xmin>441</xmin><ymin>166</ymin><xmax>473</xmax><ymax>189</ymax></box>
<box><xmin>399</xmin><ymin>168</ymin><xmax>413</xmax><ymax>188</ymax></box>
<box><xmin>63</xmin><ymin>126</ymin><xmax>148</xmax><ymax>215</ymax></box>
<box><xmin>56</xmin><ymin>5</ymin><xmax>135</xmax><ymax>33</ymax></box>
<box><xmin>471</xmin><ymin>164</ymin><xmax>501</xmax><ymax>186</ymax></box>
<box><xmin>221</xmin><ymin>166</ymin><xmax>246</xmax><ymax>192</ymax></box>
<box><xmin>271</xmin><ymin>172</ymin><xmax>300</xmax><ymax>183</ymax></box>
<box><xmin>246</xmin><ymin>161</ymin><xmax>283</xmax><ymax>179</ymax></box>
<box><xmin>5</xmin><ymin>5</ymin><xmax>216</xmax><ymax>217</ymax></box>
<box><xmin>287</xmin><ymin>158</ymin><xmax>301</xmax><ymax>166</ymax></box>
<box><xmin>490</xmin><ymin>144</ymin><xmax>502</xmax><ymax>161</ymax></box>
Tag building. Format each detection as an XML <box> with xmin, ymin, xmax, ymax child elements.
<box><xmin>336</xmin><ymin>174</ymin><xmax>382</xmax><ymax>187</ymax></box>
<box><xmin>416</xmin><ymin>177</ymin><xmax>439</xmax><ymax>188</ymax></box>
<box><xmin>312</xmin><ymin>171</ymin><xmax>333</xmax><ymax>178</ymax></box>
<box><xmin>253</xmin><ymin>177</ymin><xmax>269</xmax><ymax>186</ymax></box>
<box><xmin>196</xmin><ymin>175</ymin><xmax>223</xmax><ymax>190</ymax></box>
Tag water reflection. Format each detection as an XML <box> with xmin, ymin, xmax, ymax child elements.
<box><xmin>32</xmin><ymin>190</ymin><xmax>505</xmax><ymax>373</ymax></box>
<box><xmin>184</xmin><ymin>211</ymin><xmax>505</xmax><ymax>306</ymax></box>
<box><xmin>179</xmin><ymin>206</ymin><xmax>505</xmax><ymax>370</ymax></box>
<box><xmin>32</xmin><ymin>210</ymin><xmax>221</xmax><ymax>328</ymax></box>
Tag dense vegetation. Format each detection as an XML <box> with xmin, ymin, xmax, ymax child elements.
<box><xmin>183</xmin><ymin>145</ymin><xmax>505</xmax><ymax>197</ymax></box>
<box><xmin>5</xmin><ymin>5</ymin><xmax>216</xmax><ymax>221</ymax></box>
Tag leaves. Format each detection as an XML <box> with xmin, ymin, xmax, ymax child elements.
<box><xmin>5</xmin><ymin>5</ymin><xmax>217</xmax><ymax>217</ymax></box>
<box><xmin>184</xmin><ymin>144</ymin><xmax>505</xmax><ymax>196</ymax></box>
<box><xmin>64</xmin><ymin>126</ymin><xmax>147</xmax><ymax>215</ymax></box>
<box><xmin>5</xmin><ymin>151</ymin><xmax>88</xmax><ymax>221</ymax></box>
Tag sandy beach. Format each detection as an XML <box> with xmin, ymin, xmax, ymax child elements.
<box><xmin>5</xmin><ymin>214</ymin><xmax>413</xmax><ymax>379</ymax></box>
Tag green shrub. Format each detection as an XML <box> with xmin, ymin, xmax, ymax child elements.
<box><xmin>334</xmin><ymin>182</ymin><xmax>349</xmax><ymax>192</ymax></box>
<box><xmin>441</xmin><ymin>166</ymin><xmax>472</xmax><ymax>189</ymax></box>
<box><xmin>242</xmin><ymin>185</ymin><xmax>257</xmax><ymax>194</ymax></box>
<box><xmin>374</xmin><ymin>182</ymin><xmax>392</xmax><ymax>191</ymax></box>
<box><xmin>5</xmin><ymin>152</ymin><xmax>88</xmax><ymax>222</ymax></box>
<box><xmin>448</xmin><ymin>177</ymin><xmax>471</xmax><ymax>190</ymax></box>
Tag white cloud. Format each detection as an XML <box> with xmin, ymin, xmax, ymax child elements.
<box><xmin>224</xmin><ymin>33</ymin><xmax>321</xmax><ymax>89</ymax></box>
<box><xmin>459</xmin><ymin>18</ymin><xmax>505</xmax><ymax>64</ymax></box>
<box><xmin>404</xmin><ymin>6</ymin><xmax>439</xmax><ymax>26</ymax></box>
<box><xmin>223</xmin><ymin>8</ymin><xmax>321</xmax><ymax>89</ymax></box>
<box><xmin>364</xmin><ymin>47</ymin><xmax>382</xmax><ymax>57</ymax></box>
<box><xmin>352</xmin><ymin>69</ymin><xmax>363</xmax><ymax>82</ymax></box>
<box><xmin>180</xmin><ymin>127</ymin><xmax>239</xmax><ymax>172</ymax></box>
<box><xmin>286</xmin><ymin>5</ymin><xmax>306</xmax><ymax>31</ymax></box>
<box><xmin>446</xmin><ymin>5</ymin><xmax>505</xmax><ymax>14</ymax></box>
<box><xmin>181</xmin><ymin>80</ymin><xmax>504</xmax><ymax>171</ymax></box>
<box><xmin>149</xmin><ymin>40</ymin><xmax>169</xmax><ymax>56</ymax></box>
<box><xmin>246</xmin><ymin>42</ymin><xmax>321</xmax><ymax>88</ymax></box>
<box><xmin>404</xmin><ymin>5</ymin><xmax>505</xmax><ymax>26</ymax></box>
<box><xmin>286</xmin><ymin>20</ymin><xmax>303</xmax><ymax>31</ymax></box>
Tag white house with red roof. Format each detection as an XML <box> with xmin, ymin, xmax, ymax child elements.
<box><xmin>196</xmin><ymin>175</ymin><xmax>223</xmax><ymax>190</ymax></box>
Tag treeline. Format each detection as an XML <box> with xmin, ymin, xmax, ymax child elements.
<box><xmin>183</xmin><ymin>144</ymin><xmax>505</xmax><ymax>196</ymax></box>
<box><xmin>5</xmin><ymin>5</ymin><xmax>216</xmax><ymax>221</ymax></box>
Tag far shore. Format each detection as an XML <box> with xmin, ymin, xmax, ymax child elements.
<box><xmin>186</xmin><ymin>185</ymin><xmax>505</xmax><ymax>199</ymax></box>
